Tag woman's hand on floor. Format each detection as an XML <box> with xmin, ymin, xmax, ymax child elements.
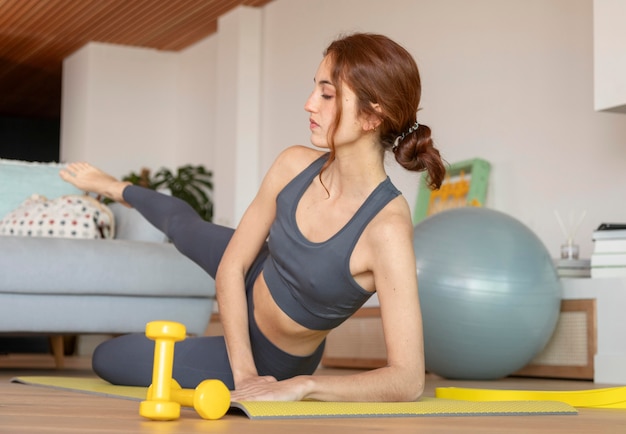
<box><xmin>231</xmin><ymin>375</ymin><xmax>311</xmax><ymax>402</ymax></box>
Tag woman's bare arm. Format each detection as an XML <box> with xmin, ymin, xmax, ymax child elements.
<box><xmin>305</xmin><ymin>208</ymin><xmax>424</xmax><ymax>401</ymax></box>
<box><xmin>216</xmin><ymin>146</ymin><xmax>321</xmax><ymax>387</ymax></box>
<box><xmin>231</xmin><ymin>198</ymin><xmax>425</xmax><ymax>402</ymax></box>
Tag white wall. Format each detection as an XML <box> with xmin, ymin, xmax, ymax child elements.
<box><xmin>175</xmin><ymin>36</ymin><xmax>218</xmax><ymax>170</ymax></box>
<box><xmin>61</xmin><ymin>37</ymin><xmax>218</xmax><ymax>179</ymax></box>
<box><xmin>260</xmin><ymin>0</ymin><xmax>626</xmax><ymax>259</ymax></box>
<box><xmin>61</xmin><ymin>0</ymin><xmax>626</xmax><ymax>260</ymax></box>
<box><xmin>213</xmin><ymin>7</ymin><xmax>262</xmax><ymax>227</ymax></box>
<box><xmin>61</xmin><ymin>42</ymin><xmax>178</xmax><ymax>178</ymax></box>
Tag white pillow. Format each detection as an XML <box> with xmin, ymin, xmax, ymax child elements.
<box><xmin>0</xmin><ymin>194</ymin><xmax>114</xmax><ymax>239</ymax></box>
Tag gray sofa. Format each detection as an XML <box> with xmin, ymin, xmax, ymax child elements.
<box><xmin>0</xmin><ymin>158</ymin><xmax>216</xmax><ymax>365</ymax></box>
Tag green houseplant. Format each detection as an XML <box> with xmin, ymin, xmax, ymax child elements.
<box><xmin>121</xmin><ymin>164</ymin><xmax>213</xmax><ymax>222</ymax></box>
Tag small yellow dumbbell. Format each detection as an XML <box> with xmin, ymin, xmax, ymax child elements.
<box><xmin>148</xmin><ymin>379</ymin><xmax>231</xmax><ymax>420</ymax></box>
<box><xmin>139</xmin><ymin>321</ymin><xmax>187</xmax><ymax>421</ymax></box>
<box><xmin>139</xmin><ymin>321</ymin><xmax>231</xmax><ymax>421</ymax></box>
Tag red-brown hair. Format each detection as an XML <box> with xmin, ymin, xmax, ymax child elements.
<box><xmin>322</xmin><ymin>33</ymin><xmax>445</xmax><ymax>189</ymax></box>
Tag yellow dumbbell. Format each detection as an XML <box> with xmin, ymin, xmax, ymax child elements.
<box><xmin>139</xmin><ymin>321</ymin><xmax>187</xmax><ymax>421</ymax></box>
<box><xmin>148</xmin><ymin>379</ymin><xmax>231</xmax><ymax>420</ymax></box>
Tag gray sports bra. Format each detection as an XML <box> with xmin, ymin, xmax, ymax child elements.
<box><xmin>262</xmin><ymin>154</ymin><xmax>401</xmax><ymax>330</ymax></box>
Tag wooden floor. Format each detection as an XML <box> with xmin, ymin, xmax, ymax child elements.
<box><xmin>1</xmin><ymin>354</ymin><xmax>625</xmax><ymax>433</ymax></box>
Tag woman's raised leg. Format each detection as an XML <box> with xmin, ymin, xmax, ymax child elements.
<box><xmin>122</xmin><ymin>185</ymin><xmax>232</xmax><ymax>277</ymax></box>
<box><xmin>60</xmin><ymin>162</ymin><xmax>232</xmax><ymax>277</ymax></box>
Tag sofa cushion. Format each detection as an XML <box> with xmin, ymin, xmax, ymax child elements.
<box><xmin>109</xmin><ymin>201</ymin><xmax>168</xmax><ymax>243</ymax></box>
<box><xmin>0</xmin><ymin>292</ymin><xmax>213</xmax><ymax>336</ymax></box>
<box><xmin>0</xmin><ymin>236</ymin><xmax>214</xmax><ymax>298</ymax></box>
<box><xmin>0</xmin><ymin>158</ymin><xmax>82</xmax><ymax>219</ymax></box>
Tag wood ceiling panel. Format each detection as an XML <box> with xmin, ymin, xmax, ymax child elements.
<box><xmin>0</xmin><ymin>0</ymin><xmax>273</xmax><ymax>118</ymax></box>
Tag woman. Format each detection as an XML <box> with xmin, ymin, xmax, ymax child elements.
<box><xmin>61</xmin><ymin>33</ymin><xmax>445</xmax><ymax>402</ymax></box>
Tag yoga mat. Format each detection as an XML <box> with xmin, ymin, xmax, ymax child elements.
<box><xmin>12</xmin><ymin>376</ymin><xmax>147</xmax><ymax>400</ymax></box>
<box><xmin>228</xmin><ymin>400</ymin><xmax>577</xmax><ymax>419</ymax></box>
<box><xmin>436</xmin><ymin>385</ymin><xmax>626</xmax><ymax>409</ymax></box>
<box><xmin>11</xmin><ymin>376</ymin><xmax>577</xmax><ymax>419</ymax></box>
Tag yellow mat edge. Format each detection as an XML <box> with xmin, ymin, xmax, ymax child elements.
<box><xmin>11</xmin><ymin>376</ymin><xmax>578</xmax><ymax>419</ymax></box>
<box><xmin>11</xmin><ymin>376</ymin><xmax>148</xmax><ymax>401</ymax></box>
<box><xmin>231</xmin><ymin>400</ymin><xmax>577</xmax><ymax>420</ymax></box>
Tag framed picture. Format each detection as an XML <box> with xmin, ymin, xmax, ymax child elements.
<box><xmin>413</xmin><ymin>158</ymin><xmax>491</xmax><ymax>224</ymax></box>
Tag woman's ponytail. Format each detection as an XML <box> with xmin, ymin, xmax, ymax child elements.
<box><xmin>393</xmin><ymin>123</ymin><xmax>445</xmax><ymax>190</ymax></box>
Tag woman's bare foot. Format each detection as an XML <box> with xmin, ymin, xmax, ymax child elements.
<box><xmin>60</xmin><ymin>162</ymin><xmax>131</xmax><ymax>203</ymax></box>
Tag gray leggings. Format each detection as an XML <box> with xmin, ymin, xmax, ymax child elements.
<box><xmin>92</xmin><ymin>185</ymin><xmax>324</xmax><ymax>390</ymax></box>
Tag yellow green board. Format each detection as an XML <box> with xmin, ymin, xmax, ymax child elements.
<box><xmin>413</xmin><ymin>158</ymin><xmax>491</xmax><ymax>224</ymax></box>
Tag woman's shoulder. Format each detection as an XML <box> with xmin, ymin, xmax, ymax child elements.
<box><xmin>277</xmin><ymin>145</ymin><xmax>325</xmax><ymax>166</ymax></box>
<box><xmin>258</xmin><ymin>146</ymin><xmax>325</xmax><ymax>198</ymax></box>
<box><xmin>367</xmin><ymin>193</ymin><xmax>414</xmax><ymax>245</ymax></box>
<box><xmin>270</xmin><ymin>145</ymin><xmax>326</xmax><ymax>179</ymax></box>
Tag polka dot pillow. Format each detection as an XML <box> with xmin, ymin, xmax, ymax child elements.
<box><xmin>0</xmin><ymin>194</ymin><xmax>115</xmax><ymax>239</ymax></box>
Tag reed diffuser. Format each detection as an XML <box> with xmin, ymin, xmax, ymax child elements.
<box><xmin>554</xmin><ymin>210</ymin><xmax>586</xmax><ymax>260</ymax></box>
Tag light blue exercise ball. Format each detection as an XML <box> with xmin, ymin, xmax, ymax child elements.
<box><xmin>413</xmin><ymin>207</ymin><xmax>562</xmax><ymax>380</ymax></box>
